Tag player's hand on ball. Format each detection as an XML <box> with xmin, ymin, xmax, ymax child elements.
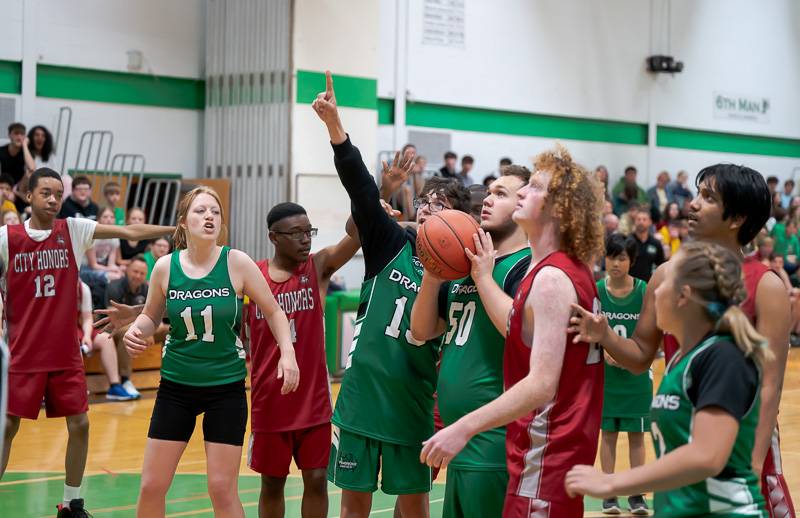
<box><xmin>420</xmin><ymin>423</ymin><xmax>470</xmax><ymax>469</ymax></box>
<box><xmin>568</xmin><ymin>303</ymin><xmax>609</xmax><ymax>344</ymax></box>
<box><xmin>465</xmin><ymin>228</ymin><xmax>497</xmax><ymax>282</ymax></box>
<box><xmin>565</xmin><ymin>465</ymin><xmax>615</xmax><ymax>498</ymax></box>
<box><xmin>277</xmin><ymin>350</ymin><xmax>300</xmax><ymax>394</ymax></box>
<box><xmin>123</xmin><ymin>325</ymin><xmax>148</xmax><ymax>358</ymax></box>
<box><xmin>311</xmin><ymin>71</ymin><xmax>339</xmax><ymax>126</ymax></box>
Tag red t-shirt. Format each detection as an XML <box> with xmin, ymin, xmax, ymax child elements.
<box><xmin>7</xmin><ymin>219</ymin><xmax>81</xmax><ymax>372</ymax></box>
<box><xmin>248</xmin><ymin>256</ymin><xmax>332</xmax><ymax>433</ymax></box>
<box><xmin>504</xmin><ymin>251</ymin><xmax>603</xmax><ymax>504</ymax></box>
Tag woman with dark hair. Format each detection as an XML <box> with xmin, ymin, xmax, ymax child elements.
<box><xmin>28</xmin><ymin>125</ymin><xmax>70</xmax><ymax>197</ymax></box>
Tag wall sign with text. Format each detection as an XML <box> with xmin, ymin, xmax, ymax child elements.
<box><xmin>713</xmin><ymin>92</ymin><xmax>770</xmax><ymax>123</ymax></box>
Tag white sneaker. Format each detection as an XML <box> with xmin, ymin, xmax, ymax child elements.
<box><xmin>122</xmin><ymin>380</ymin><xmax>141</xmax><ymax>399</ymax></box>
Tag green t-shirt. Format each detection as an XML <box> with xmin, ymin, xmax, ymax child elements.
<box><xmin>144</xmin><ymin>251</ymin><xmax>156</xmax><ymax>280</ymax></box>
<box><xmin>332</xmin><ymin>241</ymin><xmax>440</xmax><ymax>446</ymax></box>
<box><xmin>652</xmin><ymin>334</ymin><xmax>764</xmax><ymax>517</ymax></box>
<box><xmin>161</xmin><ymin>246</ymin><xmax>246</xmax><ymax>386</ymax></box>
<box><xmin>770</xmin><ymin>222</ymin><xmax>800</xmax><ymax>260</ymax></box>
<box><xmin>114</xmin><ymin>207</ymin><xmax>125</xmax><ymax>226</ymax></box>
<box><xmin>598</xmin><ymin>277</ymin><xmax>652</xmax><ymax>418</ymax></box>
<box><xmin>438</xmin><ymin>248</ymin><xmax>530</xmax><ymax>470</ymax></box>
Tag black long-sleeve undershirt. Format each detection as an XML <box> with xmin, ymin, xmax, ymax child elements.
<box><xmin>331</xmin><ymin>137</ymin><xmax>415</xmax><ymax>280</ymax></box>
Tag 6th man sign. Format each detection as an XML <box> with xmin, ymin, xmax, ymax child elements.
<box><xmin>714</xmin><ymin>92</ymin><xmax>770</xmax><ymax>123</ymax></box>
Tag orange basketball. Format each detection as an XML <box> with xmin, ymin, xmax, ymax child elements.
<box><xmin>417</xmin><ymin>209</ymin><xmax>480</xmax><ymax>280</ymax></box>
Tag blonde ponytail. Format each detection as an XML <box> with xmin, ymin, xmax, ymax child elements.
<box><xmin>675</xmin><ymin>241</ymin><xmax>771</xmax><ymax>369</ymax></box>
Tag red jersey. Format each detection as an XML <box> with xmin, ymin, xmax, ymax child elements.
<box><xmin>504</xmin><ymin>251</ymin><xmax>603</xmax><ymax>505</ymax></box>
<box><xmin>7</xmin><ymin>220</ymin><xmax>81</xmax><ymax>373</ymax></box>
<box><xmin>249</xmin><ymin>256</ymin><xmax>332</xmax><ymax>432</ymax></box>
<box><xmin>663</xmin><ymin>254</ymin><xmax>768</xmax><ymax>364</ymax></box>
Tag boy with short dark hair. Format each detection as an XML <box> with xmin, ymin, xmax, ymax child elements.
<box><xmin>597</xmin><ymin>233</ymin><xmax>650</xmax><ymax>515</ymax></box>
<box><xmin>103</xmin><ymin>182</ymin><xmax>124</xmax><ymax>225</ymax></box>
<box><xmin>0</xmin><ymin>175</ymin><xmax>18</xmax><ymax>214</ymax></box>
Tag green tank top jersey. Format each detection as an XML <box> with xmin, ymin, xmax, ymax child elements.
<box><xmin>438</xmin><ymin>248</ymin><xmax>530</xmax><ymax>470</ymax></box>
<box><xmin>162</xmin><ymin>246</ymin><xmax>246</xmax><ymax>386</ymax></box>
<box><xmin>332</xmin><ymin>241</ymin><xmax>440</xmax><ymax>446</ymax></box>
<box><xmin>598</xmin><ymin>277</ymin><xmax>653</xmax><ymax>419</ymax></box>
<box><xmin>652</xmin><ymin>335</ymin><xmax>764</xmax><ymax>517</ymax></box>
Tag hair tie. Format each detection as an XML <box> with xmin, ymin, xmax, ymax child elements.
<box><xmin>706</xmin><ymin>301</ymin><xmax>729</xmax><ymax>321</ymax></box>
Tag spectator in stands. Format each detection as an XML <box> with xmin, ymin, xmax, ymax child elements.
<box><xmin>766</xmin><ymin>175</ymin><xmax>780</xmax><ymax>196</ymax></box>
<box><xmin>604</xmin><ymin>213</ymin><xmax>620</xmax><ymax>238</ymax></box>
<box><xmin>468</xmin><ymin>184</ymin><xmax>488</xmax><ymax>223</ymax></box>
<box><xmin>482</xmin><ymin>175</ymin><xmax>497</xmax><ymax>187</ymax></box>
<box><xmin>439</xmin><ymin>151</ymin><xmax>458</xmax><ymax>179</ymax></box>
<box><xmin>58</xmin><ymin>175</ymin><xmax>99</xmax><ymax>219</ymax></box>
<box><xmin>412</xmin><ymin>155</ymin><xmax>427</xmax><ymax>194</ymax></box>
<box><xmin>78</xmin><ymin>280</ymin><xmax>137</xmax><ymax>400</ymax></box>
<box><xmin>612</xmin><ymin>165</ymin><xmax>647</xmax><ymax>216</ymax></box>
<box><xmin>81</xmin><ymin>207</ymin><xmax>123</xmax><ymax>306</ymax></box>
<box><xmin>595</xmin><ymin>165</ymin><xmax>610</xmax><ymax>201</ymax></box>
<box><xmin>0</xmin><ymin>174</ymin><xmax>18</xmax><ymax>214</ymax></box>
<box><xmin>618</xmin><ymin>201</ymin><xmax>640</xmax><ymax>236</ymax></box>
<box><xmin>646</xmin><ymin>170</ymin><xmax>670</xmax><ymax>223</ymax></box>
<box><xmin>657</xmin><ymin>201</ymin><xmax>681</xmax><ymax>230</ymax></box>
<box><xmin>774</xmin><ymin>219</ymin><xmax>800</xmax><ymax>276</ymax></box>
<box><xmin>2</xmin><ymin>209</ymin><xmax>20</xmax><ymax>226</ymax></box>
<box><xmin>143</xmin><ymin>236</ymin><xmax>170</xmax><ymax>280</ymax></box>
<box><xmin>27</xmin><ymin>125</ymin><xmax>57</xmax><ymax>169</ymax></box>
<box><xmin>628</xmin><ymin>207</ymin><xmax>665</xmax><ymax>281</ymax></box>
<box><xmin>757</xmin><ymin>235</ymin><xmax>775</xmax><ymax>265</ymax></box>
<box><xmin>459</xmin><ymin>155</ymin><xmax>476</xmax><ymax>186</ymax></box>
<box><xmin>118</xmin><ymin>207</ymin><xmax>150</xmax><ymax>267</ymax></box>
<box><xmin>0</xmin><ymin>122</ymin><xmax>35</xmax><ymax>186</ymax></box>
<box><xmin>104</xmin><ymin>255</ymin><xmax>165</xmax><ymax>398</ymax></box>
<box><xmin>666</xmin><ymin>170</ymin><xmax>692</xmax><ymax>210</ymax></box>
<box><xmin>103</xmin><ymin>181</ymin><xmax>125</xmax><ymax>225</ymax></box>
<box><xmin>484</xmin><ymin>157</ymin><xmax>512</xmax><ymax>185</ymax></box>
<box><xmin>781</xmin><ymin>179</ymin><xmax>795</xmax><ymax>209</ymax></box>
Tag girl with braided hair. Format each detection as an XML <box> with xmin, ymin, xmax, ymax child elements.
<box><xmin>566</xmin><ymin>241</ymin><xmax>769</xmax><ymax>517</ymax></box>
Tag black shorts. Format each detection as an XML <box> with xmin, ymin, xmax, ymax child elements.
<box><xmin>148</xmin><ymin>378</ymin><xmax>248</xmax><ymax>446</ymax></box>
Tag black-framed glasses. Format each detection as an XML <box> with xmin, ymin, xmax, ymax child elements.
<box><xmin>413</xmin><ymin>198</ymin><xmax>448</xmax><ymax>212</ymax></box>
<box><xmin>272</xmin><ymin>228</ymin><xmax>318</xmax><ymax>240</ymax></box>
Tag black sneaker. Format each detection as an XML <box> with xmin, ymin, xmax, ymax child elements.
<box><xmin>628</xmin><ymin>494</ymin><xmax>650</xmax><ymax>515</ymax></box>
<box><xmin>56</xmin><ymin>498</ymin><xmax>93</xmax><ymax>518</ymax></box>
<box><xmin>602</xmin><ymin>497</ymin><xmax>622</xmax><ymax>515</ymax></box>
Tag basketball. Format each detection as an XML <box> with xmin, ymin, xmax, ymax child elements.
<box><xmin>417</xmin><ymin>209</ymin><xmax>480</xmax><ymax>280</ymax></box>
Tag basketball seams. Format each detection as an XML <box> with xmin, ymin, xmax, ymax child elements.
<box><xmin>419</xmin><ymin>222</ymin><xmax>454</xmax><ymax>277</ymax></box>
<box><xmin>434</xmin><ymin>212</ymin><xmax>478</xmax><ymax>274</ymax></box>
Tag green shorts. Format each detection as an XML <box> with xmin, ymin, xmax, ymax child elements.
<box><xmin>327</xmin><ymin>426</ymin><xmax>431</xmax><ymax>495</ymax></box>
<box><xmin>601</xmin><ymin>416</ymin><xmax>650</xmax><ymax>433</ymax></box>
<box><xmin>442</xmin><ymin>467</ymin><xmax>508</xmax><ymax>518</ymax></box>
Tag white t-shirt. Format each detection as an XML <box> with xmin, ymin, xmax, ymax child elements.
<box><xmin>83</xmin><ymin>238</ymin><xmax>120</xmax><ymax>267</ymax></box>
<box><xmin>0</xmin><ymin>218</ymin><xmax>97</xmax><ymax>277</ymax></box>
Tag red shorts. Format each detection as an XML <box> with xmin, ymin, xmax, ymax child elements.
<box><xmin>76</xmin><ymin>327</ymin><xmax>100</xmax><ymax>343</ymax></box>
<box><xmin>248</xmin><ymin>422</ymin><xmax>331</xmax><ymax>477</ymax></box>
<box><xmin>8</xmin><ymin>369</ymin><xmax>88</xmax><ymax>419</ymax></box>
<box><xmin>762</xmin><ymin>429</ymin><xmax>796</xmax><ymax>518</ymax></box>
<box><xmin>502</xmin><ymin>493</ymin><xmax>583</xmax><ymax>518</ymax></box>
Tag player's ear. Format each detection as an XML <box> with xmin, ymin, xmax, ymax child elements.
<box><xmin>268</xmin><ymin>230</ymin><xmax>278</xmax><ymax>245</ymax></box>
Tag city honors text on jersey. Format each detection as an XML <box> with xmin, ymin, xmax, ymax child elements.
<box><xmin>13</xmin><ymin>248</ymin><xmax>70</xmax><ymax>273</ymax></box>
<box><xmin>255</xmin><ymin>287</ymin><xmax>315</xmax><ymax>320</ymax></box>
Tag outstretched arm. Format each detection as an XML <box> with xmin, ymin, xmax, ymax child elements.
<box><xmin>94</xmin><ymin>223</ymin><xmax>174</xmax><ymax>241</ymax></box>
<box><xmin>420</xmin><ymin>267</ymin><xmax>575</xmax><ymax>468</ymax></box>
<box><xmin>233</xmin><ymin>249</ymin><xmax>299</xmax><ymax>394</ymax></box>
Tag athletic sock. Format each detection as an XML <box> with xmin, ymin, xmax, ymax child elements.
<box><xmin>121</xmin><ymin>376</ymin><xmax>129</xmax><ymax>384</ymax></box>
<box><xmin>63</xmin><ymin>483</ymin><xmax>81</xmax><ymax>507</ymax></box>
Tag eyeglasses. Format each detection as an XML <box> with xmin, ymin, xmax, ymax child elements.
<box><xmin>272</xmin><ymin>228</ymin><xmax>318</xmax><ymax>240</ymax></box>
<box><xmin>413</xmin><ymin>198</ymin><xmax>448</xmax><ymax>212</ymax></box>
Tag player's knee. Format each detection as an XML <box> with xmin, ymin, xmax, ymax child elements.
<box><xmin>207</xmin><ymin>475</ymin><xmax>238</xmax><ymax>507</ymax></box>
<box><xmin>66</xmin><ymin>414</ymin><xmax>89</xmax><ymax>437</ymax></box>
<box><xmin>261</xmin><ymin>475</ymin><xmax>287</xmax><ymax>496</ymax></box>
<box><xmin>302</xmin><ymin>468</ymin><xmax>327</xmax><ymax>495</ymax></box>
<box><xmin>139</xmin><ymin>473</ymin><xmax>170</xmax><ymax>500</ymax></box>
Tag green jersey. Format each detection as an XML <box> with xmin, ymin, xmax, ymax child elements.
<box><xmin>332</xmin><ymin>241</ymin><xmax>440</xmax><ymax>446</ymax></box>
<box><xmin>162</xmin><ymin>246</ymin><xmax>246</xmax><ymax>386</ymax></box>
<box><xmin>598</xmin><ymin>277</ymin><xmax>652</xmax><ymax>419</ymax></box>
<box><xmin>438</xmin><ymin>248</ymin><xmax>530</xmax><ymax>470</ymax></box>
<box><xmin>651</xmin><ymin>334</ymin><xmax>765</xmax><ymax>517</ymax></box>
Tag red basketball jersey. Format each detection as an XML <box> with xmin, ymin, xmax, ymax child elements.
<box><xmin>504</xmin><ymin>251</ymin><xmax>603</xmax><ymax>506</ymax></box>
<box><xmin>249</xmin><ymin>256</ymin><xmax>332</xmax><ymax>433</ymax></box>
<box><xmin>6</xmin><ymin>220</ymin><xmax>81</xmax><ymax>373</ymax></box>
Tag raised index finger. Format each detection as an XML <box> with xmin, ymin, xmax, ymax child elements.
<box><xmin>325</xmin><ymin>70</ymin><xmax>334</xmax><ymax>96</ymax></box>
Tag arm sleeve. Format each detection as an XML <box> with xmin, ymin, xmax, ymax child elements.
<box><xmin>686</xmin><ymin>340</ymin><xmax>759</xmax><ymax>421</ymax></box>
<box><xmin>503</xmin><ymin>255</ymin><xmax>532</xmax><ymax>296</ymax></box>
<box><xmin>80</xmin><ymin>283</ymin><xmax>93</xmax><ymax>313</ymax></box>
<box><xmin>331</xmin><ymin>137</ymin><xmax>409</xmax><ymax>279</ymax></box>
<box><xmin>437</xmin><ymin>282</ymin><xmax>451</xmax><ymax>320</ymax></box>
<box><xmin>67</xmin><ymin>217</ymin><xmax>98</xmax><ymax>262</ymax></box>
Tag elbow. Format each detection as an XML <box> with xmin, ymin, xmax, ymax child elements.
<box><xmin>409</xmin><ymin>317</ymin><xmax>435</xmax><ymax>343</ymax></box>
<box><xmin>628</xmin><ymin>361</ymin><xmax>651</xmax><ymax>376</ymax></box>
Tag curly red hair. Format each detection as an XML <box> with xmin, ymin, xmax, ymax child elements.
<box><xmin>535</xmin><ymin>143</ymin><xmax>605</xmax><ymax>264</ymax></box>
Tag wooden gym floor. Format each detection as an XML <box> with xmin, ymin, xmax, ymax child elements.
<box><xmin>3</xmin><ymin>350</ymin><xmax>800</xmax><ymax>517</ymax></box>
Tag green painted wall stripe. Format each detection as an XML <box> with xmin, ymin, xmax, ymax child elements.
<box><xmin>296</xmin><ymin>70</ymin><xmax>377</xmax><ymax>110</ymax></box>
<box><xmin>406</xmin><ymin>101</ymin><xmax>649</xmax><ymax>145</ymax></box>
<box><xmin>378</xmin><ymin>98</ymin><xmax>395</xmax><ymax>125</ymax></box>
<box><xmin>657</xmin><ymin>126</ymin><xmax>800</xmax><ymax>158</ymax></box>
<box><xmin>0</xmin><ymin>60</ymin><xmax>22</xmax><ymax>95</ymax></box>
<box><xmin>37</xmin><ymin>64</ymin><xmax>204</xmax><ymax>110</ymax></box>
